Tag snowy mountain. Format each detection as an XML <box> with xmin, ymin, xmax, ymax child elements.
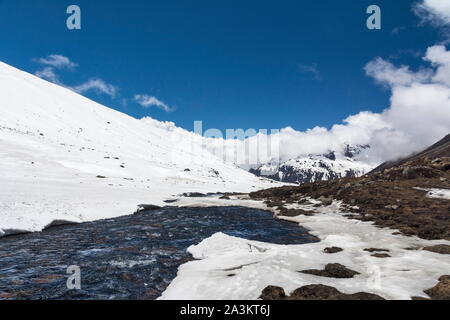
<box><xmin>0</xmin><ymin>62</ymin><xmax>278</xmax><ymax>236</ymax></box>
<box><xmin>249</xmin><ymin>146</ymin><xmax>372</xmax><ymax>184</ymax></box>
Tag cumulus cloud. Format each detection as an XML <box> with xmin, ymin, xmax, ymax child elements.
<box><xmin>134</xmin><ymin>94</ymin><xmax>173</xmax><ymax>112</ymax></box>
<box><xmin>203</xmin><ymin>46</ymin><xmax>450</xmax><ymax>168</ymax></box>
<box><xmin>414</xmin><ymin>0</ymin><xmax>450</xmax><ymax>26</ymax></box>
<box><xmin>35</xmin><ymin>54</ymin><xmax>78</xmax><ymax>70</ymax></box>
<box><xmin>364</xmin><ymin>57</ymin><xmax>432</xmax><ymax>87</ymax></box>
<box><xmin>34</xmin><ymin>55</ymin><xmax>117</xmax><ymax>98</ymax></box>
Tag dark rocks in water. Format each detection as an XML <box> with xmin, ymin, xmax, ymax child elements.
<box><xmin>422</xmin><ymin>244</ymin><xmax>450</xmax><ymax>255</ymax></box>
<box><xmin>136</xmin><ymin>204</ymin><xmax>162</xmax><ymax>212</ymax></box>
<box><xmin>181</xmin><ymin>192</ymin><xmax>207</xmax><ymax>198</ymax></box>
<box><xmin>260</xmin><ymin>284</ymin><xmax>385</xmax><ymax>300</ymax></box>
<box><xmin>424</xmin><ymin>275</ymin><xmax>450</xmax><ymax>300</ymax></box>
<box><xmin>324</xmin><ymin>247</ymin><xmax>343</xmax><ymax>254</ymax></box>
<box><xmin>300</xmin><ymin>263</ymin><xmax>360</xmax><ymax>279</ymax></box>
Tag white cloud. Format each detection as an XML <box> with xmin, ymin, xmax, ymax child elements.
<box><xmin>204</xmin><ymin>46</ymin><xmax>450</xmax><ymax>167</ymax></box>
<box><xmin>35</xmin><ymin>54</ymin><xmax>78</xmax><ymax>70</ymax></box>
<box><xmin>415</xmin><ymin>0</ymin><xmax>450</xmax><ymax>25</ymax></box>
<box><xmin>425</xmin><ymin>44</ymin><xmax>450</xmax><ymax>85</ymax></box>
<box><xmin>34</xmin><ymin>55</ymin><xmax>117</xmax><ymax>99</ymax></box>
<box><xmin>72</xmin><ymin>79</ymin><xmax>117</xmax><ymax>98</ymax></box>
<box><xmin>364</xmin><ymin>57</ymin><xmax>432</xmax><ymax>87</ymax></box>
<box><xmin>35</xmin><ymin>67</ymin><xmax>62</xmax><ymax>85</ymax></box>
<box><xmin>414</xmin><ymin>1</ymin><xmax>450</xmax><ymax>42</ymax></box>
<box><xmin>134</xmin><ymin>94</ymin><xmax>173</xmax><ymax>112</ymax></box>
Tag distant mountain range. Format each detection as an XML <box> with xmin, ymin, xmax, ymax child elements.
<box><xmin>249</xmin><ymin>145</ymin><xmax>373</xmax><ymax>185</ymax></box>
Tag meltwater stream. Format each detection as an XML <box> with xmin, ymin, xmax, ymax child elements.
<box><xmin>0</xmin><ymin>207</ymin><xmax>318</xmax><ymax>300</ymax></box>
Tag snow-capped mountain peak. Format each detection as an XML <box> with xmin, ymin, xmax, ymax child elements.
<box><xmin>249</xmin><ymin>145</ymin><xmax>372</xmax><ymax>184</ymax></box>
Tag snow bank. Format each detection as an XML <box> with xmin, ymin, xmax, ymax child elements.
<box><xmin>160</xmin><ymin>199</ymin><xmax>450</xmax><ymax>300</ymax></box>
<box><xmin>0</xmin><ymin>62</ymin><xmax>279</xmax><ymax>235</ymax></box>
<box><xmin>426</xmin><ymin>188</ymin><xmax>450</xmax><ymax>200</ymax></box>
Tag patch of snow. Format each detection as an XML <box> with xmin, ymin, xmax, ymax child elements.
<box><xmin>425</xmin><ymin>188</ymin><xmax>450</xmax><ymax>200</ymax></box>
<box><xmin>160</xmin><ymin>198</ymin><xmax>450</xmax><ymax>300</ymax></box>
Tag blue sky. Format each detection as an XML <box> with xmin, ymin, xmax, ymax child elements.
<box><xmin>0</xmin><ymin>0</ymin><xmax>442</xmax><ymax>132</ymax></box>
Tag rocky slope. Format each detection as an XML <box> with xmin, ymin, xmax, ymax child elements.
<box><xmin>250</xmin><ymin>134</ymin><xmax>450</xmax><ymax>240</ymax></box>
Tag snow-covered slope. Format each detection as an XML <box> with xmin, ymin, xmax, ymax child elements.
<box><xmin>0</xmin><ymin>62</ymin><xmax>278</xmax><ymax>236</ymax></box>
<box><xmin>250</xmin><ymin>146</ymin><xmax>372</xmax><ymax>185</ymax></box>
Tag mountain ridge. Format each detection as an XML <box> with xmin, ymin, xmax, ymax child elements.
<box><xmin>249</xmin><ymin>145</ymin><xmax>372</xmax><ymax>185</ymax></box>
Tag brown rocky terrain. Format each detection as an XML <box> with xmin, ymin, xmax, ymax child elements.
<box><xmin>251</xmin><ymin>135</ymin><xmax>450</xmax><ymax>300</ymax></box>
<box><xmin>250</xmin><ymin>134</ymin><xmax>450</xmax><ymax>241</ymax></box>
<box><xmin>260</xmin><ymin>284</ymin><xmax>385</xmax><ymax>300</ymax></box>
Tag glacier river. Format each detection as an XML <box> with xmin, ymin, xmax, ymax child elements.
<box><xmin>0</xmin><ymin>206</ymin><xmax>318</xmax><ymax>300</ymax></box>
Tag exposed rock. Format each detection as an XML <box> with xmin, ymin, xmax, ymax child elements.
<box><xmin>364</xmin><ymin>248</ymin><xmax>390</xmax><ymax>253</ymax></box>
<box><xmin>424</xmin><ymin>275</ymin><xmax>450</xmax><ymax>300</ymax></box>
<box><xmin>323</xmin><ymin>247</ymin><xmax>343</xmax><ymax>254</ymax></box>
<box><xmin>371</xmin><ymin>253</ymin><xmax>391</xmax><ymax>258</ymax></box>
<box><xmin>411</xmin><ymin>296</ymin><xmax>431</xmax><ymax>300</ymax></box>
<box><xmin>96</xmin><ymin>175</ymin><xmax>107</xmax><ymax>179</ymax></box>
<box><xmin>318</xmin><ymin>196</ymin><xmax>333</xmax><ymax>206</ymax></box>
<box><xmin>290</xmin><ymin>284</ymin><xmax>341</xmax><ymax>300</ymax></box>
<box><xmin>181</xmin><ymin>192</ymin><xmax>207</xmax><ymax>198</ymax></box>
<box><xmin>422</xmin><ymin>244</ymin><xmax>450</xmax><ymax>255</ymax></box>
<box><xmin>136</xmin><ymin>204</ymin><xmax>162</xmax><ymax>212</ymax></box>
<box><xmin>260</xmin><ymin>284</ymin><xmax>385</xmax><ymax>300</ymax></box>
<box><xmin>163</xmin><ymin>199</ymin><xmax>178</xmax><ymax>204</ymax></box>
<box><xmin>278</xmin><ymin>208</ymin><xmax>314</xmax><ymax>217</ymax></box>
<box><xmin>259</xmin><ymin>286</ymin><xmax>286</xmax><ymax>300</ymax></box>
<box><xmin>300</xmin><ymin>263</ymin><xmax>359</xmax><ymax>279</ymax></box>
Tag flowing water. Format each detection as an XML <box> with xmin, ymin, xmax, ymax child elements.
<box><xmin>0</xmin><ymin>206</ymin><xmax>318</xmax><ymax>300</ymax></box>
